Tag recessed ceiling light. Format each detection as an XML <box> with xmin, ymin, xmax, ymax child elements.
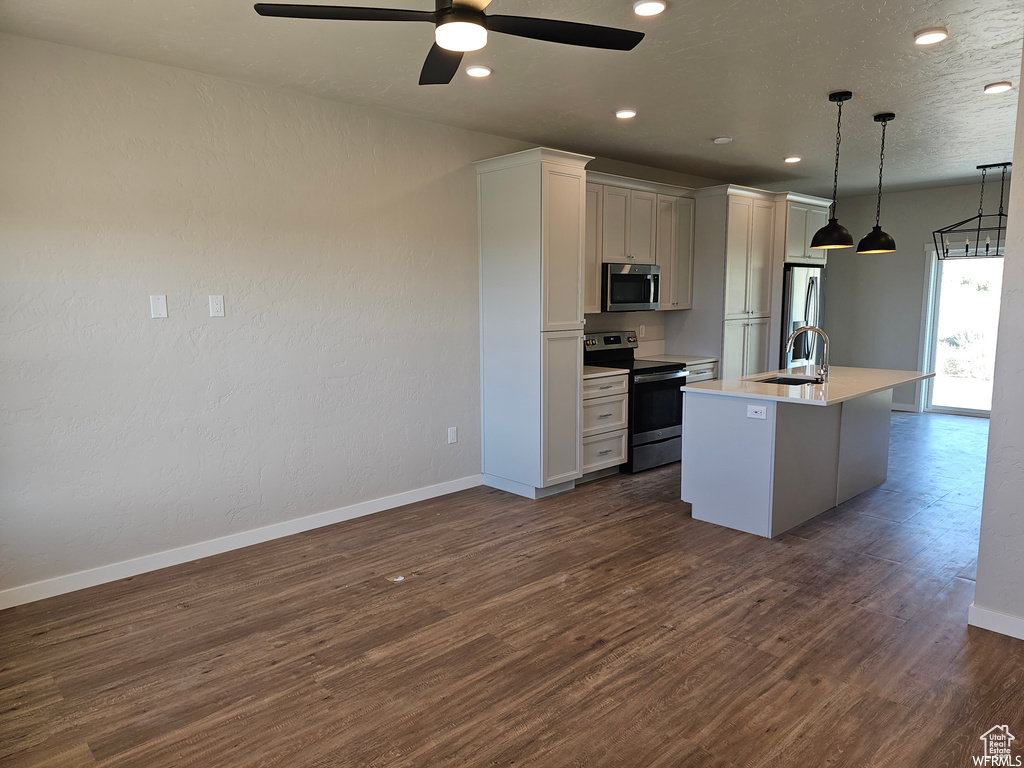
<box><xmin>984</xmin><ymin>81</ymin><xmax>1013</xmax><ymax>94</ymax></box>
<box><xmin>784</xmin><ymin>156</ymin><xmax>802</xmax><ymax>163</ymax></box>
<box><xmin>713</xmin><ymin>136</ymin><xmax>733</xmax><ymax>145</ymax></box>
<box><xmin>914</xmin><ymin>27</ymin><xmax>948</xmax><ymax>45</ymax></box>
<box><xmin>616</xmin><ymin>109</ymin><xmax>637</xmax><ymax>119</ymax></box>
<box><xmin>466</xmin><ymin>65</ymin><xmax>492</xmax><ymax>78</ymax></box>
<box><xmin>633</xmin><ymin>0</ymin><xmax>667</xmax><ymax>16</ymax></box>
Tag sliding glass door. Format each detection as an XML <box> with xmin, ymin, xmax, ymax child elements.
<box><xmin>925</xmin><ymin>255</ymin><xmax>1004</xmax><ymax>415</ymax></box>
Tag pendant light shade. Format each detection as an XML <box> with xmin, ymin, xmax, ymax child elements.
<box><xmin>857</xmin><ymin>113</ymin><xmax>897</xmax><ymax>254</ymax></box>
<box><xmin>810</xmin><ymin>218</ymin><xmax>855</xmax><ymax>249</ymax></box>
<box><xmin>811</xmin><ymin>91</ymin><xmax>854</xmax><ymax>250</ymax></box>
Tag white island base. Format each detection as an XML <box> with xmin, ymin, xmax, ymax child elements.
<box><xmin>680</xmin><ymin>366</ymin><xmax>933</xmax><ymax>538</ymax></box>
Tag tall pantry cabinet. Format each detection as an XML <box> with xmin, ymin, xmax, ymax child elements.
<box><xmin>476</xmin><ymin>148</ymin><xmax>593</xmax><ymax>499</ymax></box>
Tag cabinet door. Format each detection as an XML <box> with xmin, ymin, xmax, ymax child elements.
<box><xmin>747</xmin><ymin>200</ymin><xmax>775</xmax><ymax>318</ymax></box>
<box><xmin>542</xmin><ymin>330</ymin><xmax>583</xmax><ymax>486</ymax></box>
<box><xmin>721</xmin><ymin>320</ymin><xmax>747</xmax><ymax>380</ymax></box>
<box><xmin>724</xmin><ymin>197</ymin><xmax>752</xmax><ymax>319</ymax></box>
<box><xmin>601</xmin><ymin>186</ymin><xmax>630</xmax><ymax>263</ymax></box>
<box><xmin>542</xmin><ymin>165</ymin><xmax>584</xmax><ymax>331</ymax></box>
<box><xmin>744</xmin><ymin>317</ymin><xmax>771</xmax><ymax>376</ymax></box>
<box><xmin>805</xmin><ymin>206</ymin><xmax>829</xmax><ymax>262</ymax></box>
<box><xmin>583</xmin><ymin>183</ymin><xmax>603</xmax><ymax>314</ymax></box>
<box><xmin>786</xmin><ymin>203</ymin><xmax>809</xmax><ymax>261</ymax></box>
<box><xmin>655</xmin><ymin>195</ymin><xmax>694</xmax><ymax>310</ymax></box>
<box><xmin>628</xmin><ymin>190</ymin><xmax>657</xmax><ymax>264</ymax></box>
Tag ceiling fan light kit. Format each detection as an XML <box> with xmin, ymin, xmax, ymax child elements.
<box><xmin>810</xmin><ymin>90</ymin><xmax>855</xmax><ymax>250</ymax></box>
<box><xmin>253</xmin><ymin>1</ymin><xmax>644</xmax><ymax>85</ymax></box>
<box><xmin>857</xmin><ymin>112</ymin><xmax>897</xmax><ymax>254</ymax></box>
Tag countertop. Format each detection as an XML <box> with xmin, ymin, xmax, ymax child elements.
<box><xmin>637</xmin><ymin>354</ymin><xmax>719</xmax><ymax>366</ymax></box>
<box><xmin>680</xmin><ymin>365</ymin><xmax>934</xmax><ymax>407</ymax></box>
<box><xmin>583</xmin><ymin>365</ymin><xmax>629</xmax><ymax>379</ymax></box>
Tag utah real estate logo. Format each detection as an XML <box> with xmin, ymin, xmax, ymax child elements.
<box><xmin>974</xmin><ymin>726</ymin><xmax>1020</xmax><ymax>766</ymax></box>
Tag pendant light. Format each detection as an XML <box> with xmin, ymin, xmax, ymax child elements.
<box><xmin>811</xmin><ymin>91</ymin><xmax>855</xmax><ymax>250</ymax></box>
<box><xmin>857</xmin><ymin>113</ymin><xmax>897</xmax><ymax>254</ymax></box>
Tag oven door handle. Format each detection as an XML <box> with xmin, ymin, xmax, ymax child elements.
<box><xmin>634</xmin><ymin>370</ymin><xmax>689</xmax><ymax>384</ymax></box>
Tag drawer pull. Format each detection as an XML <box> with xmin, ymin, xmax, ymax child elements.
<box><xmin>597</xmin><ymin>413</ymin><xmax>614</xmax><ymax>419</ymax></box>
<box><xmin>598</xmin><ymin>449</ymin><xmax>613</xmax><ymax>456</ymax></box>
<box><xmin>599</xmin><ymin>384</ymin><xmax>614</xmax><ymax>390</ymax></box>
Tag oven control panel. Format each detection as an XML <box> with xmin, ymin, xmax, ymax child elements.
<box><xmin>583</xmin><ymin>332</ymin><xmax>639</xmax><ymax>351</ymax></box>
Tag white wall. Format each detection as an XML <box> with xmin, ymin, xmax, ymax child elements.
<box><xmin>825</xmin><ymin>182</ymin><xmax>999</xmax><ymax>408</ymax></box>
<box><xmin>972</xmin><ymin>52</ymin><xmax>1024</xmax><ymax>639</ymax></box>
<box><xmin>0</xmin><ymin>33</ymin><xmax>528</xmax><ymax>595</ymax></box>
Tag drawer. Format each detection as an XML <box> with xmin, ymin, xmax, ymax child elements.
<box><xmin>582</xmin><ymin>429</ymin><xmax>628</xmax><ymax>473</ymax></box>
<box><xmin>582</xmin><ymin>393</ymin><xmax>629</xmax><ymax>437</ymax></box>
<box><xmin>583</xmin><ymin>374</ymin><xmax>628</xmax><ymax>400</ymax></box>
<box><xmin>686</xmin><ymin>362</ymin><xmax>719</xmax><ymax>383</ymax></box>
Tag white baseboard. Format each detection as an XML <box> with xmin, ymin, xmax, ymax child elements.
<box><xmin>483</xmin><ymin>474</ymin><xmax>576</xmax><ymax>499</ymax></box>
<box><xmin>968</xmin><ymin>602</ymin><xmax>1024</xmax><ymax>641</ymax></box>
<box><xmin>891</xmin><ymin>402</ymin><xmax>918</xmax><ymax>413</ymax></box>
<box><xmin>0</xmin><ymin>474</ymin><xmax>484</xmax><ymax>611</ymax></box>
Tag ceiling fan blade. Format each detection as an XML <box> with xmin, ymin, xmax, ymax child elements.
<box><xmin>254</xmin><ymin>3</ymin><xmax>435</xmax><ymax>22</ymax></box>
<box><xmin>487</xmin><ymin>15</ymin><xmax>644</xmax><ymax>50</ymax></box>
<box><xmin>419</xmin><ymin>43</ymin><xmax>463</xmax><ymax>85</ymax></box>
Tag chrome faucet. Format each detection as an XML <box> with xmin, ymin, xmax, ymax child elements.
<box><xmin>785</xmin><ymin>326</ymin><xmax>830</xmax><ymax>382</ymax></box>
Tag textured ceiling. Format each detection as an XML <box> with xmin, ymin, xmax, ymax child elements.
<box><xmin>1</xmin><ymin>0</ymin><xmax>1021</xmax><ymax>195</ymax></box>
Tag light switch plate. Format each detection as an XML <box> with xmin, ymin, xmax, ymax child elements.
<box><xmin>209</xmin><ymin>295</ymin><xmax>225</xmax><ymax>317</ymax></box>
<box><xmin>746</xmin><ymin>404</ymin><xmax>767</xmax><ymax>420</ymax></box>
<box><xmin>447</xmin><ymin>427</ymin><xmax>458</xmax><ymax>444</ymax></box>
<box><xmin>150</xmin><ymin>295</ymin><xmax>167</xmax><ymax>319</ymax></box>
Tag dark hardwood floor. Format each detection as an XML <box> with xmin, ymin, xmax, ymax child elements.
<box><xmin>3</xmin><ymin>413</ymin><xmax>1022</xmax><ymax>767</ymax></box>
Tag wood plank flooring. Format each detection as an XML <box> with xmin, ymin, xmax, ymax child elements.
<box><xmin>3</xmin><ymin>413</ymin><xmax>1023</xmax><ymax>767</ymax></box>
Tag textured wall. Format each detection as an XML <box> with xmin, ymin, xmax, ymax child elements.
<box><xmin>826</xmin><ymin>182</ymin><xmax>995</xmax><ymax>407</ymax></box>
<box><xmin>0</xmin><ymin>34</ymin><xmax>526</xmax><ymax>591</ymax></box>
<box><xmin>974</xmin><ymin>52</ymin><xmax>1024</xmax><ymax>621</ymax></box>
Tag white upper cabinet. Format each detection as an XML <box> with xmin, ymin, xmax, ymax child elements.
<box><xmin>656</xmin><ymin>194</ymin><xmax>695</xmax><ymax>311</ymax></box>
<box><xmin>601</xmin><ymin>185</ymin><xmax>657</xmax><ymax>264</ymax></box>
<box><xmin>628</xmin><ymin>190</ymin><xmax>657</xmax><ymax>264</ymax></box>
<box><xmin>542</xmin><ymin>165</ymin><xmax>585</xmax><ymax>331</ymax></box>
<box><xmin>601</xmin><ymin>186</ymin><xmax>630</xmax><ymax>262</ymax></box>
<box><xmin>724</xmin><ymin>196</ymin><xmax>774</xmax><ymax>319</ymax></box>
<box><xmin>583</xmin><ymin>183</ymin><xmax>603</xmax><ymax>315</ymax></box>
<box><xmin>783</xmin><ymin>199</ymin><xmax>830</xmax><ymax>264</ymax></box>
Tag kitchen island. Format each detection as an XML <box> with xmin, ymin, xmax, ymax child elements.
<box><xmin>680</xmin><ymin>365</ymin><xmax>933</xmax><ymax>537</ymax></box>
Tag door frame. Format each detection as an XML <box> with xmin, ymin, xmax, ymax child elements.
<box><xmin>920</xmin><ymin>245</ymin><xmax>998</xmax><ymax>418</ymax></box>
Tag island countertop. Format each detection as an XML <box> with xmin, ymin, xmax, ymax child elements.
<box><xmin>681</xmin><ymin>365</ymin><xmax>933</xmax><ymax>407</ymax></box>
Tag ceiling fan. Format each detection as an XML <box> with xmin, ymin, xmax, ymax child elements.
<box><xmin>253</xmin><ymin>0</ymin><xmax>645</xmax><ymax>85</ymax></box>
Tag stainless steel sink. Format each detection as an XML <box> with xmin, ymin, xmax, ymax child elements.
<box><xmin>756</xmin><ymin>375</ymin><xmax>822</xmax><ymax>386</ymax></box>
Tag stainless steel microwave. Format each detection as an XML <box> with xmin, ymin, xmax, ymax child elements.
<box><xmin>603</xmin><ymin>263</ymin><xmax>660</xmax><ymax>312</ymax></box>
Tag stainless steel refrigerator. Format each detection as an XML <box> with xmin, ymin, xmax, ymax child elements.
<box><xmin>780</xmin><ymin>264</ymin><xmax>826</xmax><ymax>369</ymax></box>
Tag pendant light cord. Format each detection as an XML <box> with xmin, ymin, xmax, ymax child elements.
<box><xmin>999</xmin><ymin>165</ymin><xmax>1007</xmax><ymax>215</ymax></box>
<box><xmin>830</xmin><ymin>100</ymin><xmax>843</xmax><ymax>219</ymax></box>
<box><xmin>978</xmin><ymin>167</ymin><xmax>987</xmax><ymax>217</ymax></box>
<box><xmin>875</xmin><ymin>120</ymin><xmax>887</xmax><ymax>227</ymax></box>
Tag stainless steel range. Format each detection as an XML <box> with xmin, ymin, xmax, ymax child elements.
<box><xmin>583</xmin><ymin>330</ymin><xmax>689</xmax><ymax>473</ymax></box>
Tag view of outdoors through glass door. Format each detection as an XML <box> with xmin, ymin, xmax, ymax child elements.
<box><xmin>929</xmin><ymin>256</ymin><xmax>1004</xmax><ymax>414</ymax></box>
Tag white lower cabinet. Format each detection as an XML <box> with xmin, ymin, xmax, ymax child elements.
<box><xmin>542</xmin><ymin>330</ymin><xmax>584</xmax><ymax>487</ymax></box>
<box><xmin>580</xmin><ymin>372</ymin><xmax>628</xmax><ymax>474</ymax></box>
<box><xmin>582</xmin><ymin>430</ymin><xmax>628</xmax><ymax>473</ymax></box>
<box><xmin>721</xmin><ymin>318</ymin><xmax>771</xmax><ymax>380</ymax></box>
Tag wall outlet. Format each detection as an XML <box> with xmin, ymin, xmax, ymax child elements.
<box><xmin>209</xmin><ymin>295</ymin><xmax>225</xmax><ymax>317</ymax></box>
<box><xmin>638</xmin><ymin>324</ymin><xmax>646</xmax><ymax>338</ymax></box>
<box><xmin>447</xmin><ymin>427</ymin><xmax>458</xmax><ymax>444</ymax></box>
<box><xmin>746</xmin><ymin>404</ymin><xmax>767</xmax><ymax>420</ymax></box>
<box><xmin>150</xmin><ymin>295</ymin><xmax>167</xmax><ymax>319</ymax></box>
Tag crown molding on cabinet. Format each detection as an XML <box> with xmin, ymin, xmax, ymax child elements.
<box><xmin>690</xmin><ymin>183</ymin><xmax>780</xmax><ymax>200</ymax></box>
<box><xmin>474</xmin><ymin>147</ymin><xmax>594</xmax><ymax>174</ymax></box>
<box><xmin>773</xmin><ymin>190</ymin><xmax>834</xmax><ymax>208</ymax></box>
